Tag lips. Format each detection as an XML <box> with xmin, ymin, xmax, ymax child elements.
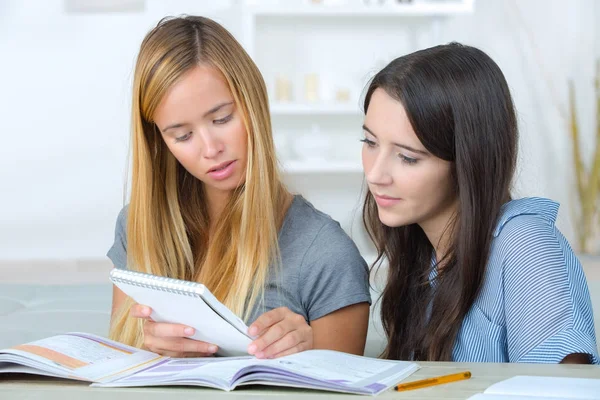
<box><xmin>208</xmin><ymin>160</ymin><xmax>235</xmax><ymax>173</ymax></box>
<box><xmin>373</xmin><ymin>193</ymin><xmax>402</xmax><ymax>207</ymax></box>
<box><xmin>207</xmin><ymin>160</ymin><xmax>237</xmax><ymax>181</ymax></box>
<box><xmin>375</xmin><ymin>194</ymin><xmax>401</xmax><ymax>200</ymax></box>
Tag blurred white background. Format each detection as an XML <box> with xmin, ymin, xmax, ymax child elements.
<box><xmin>0</xmin><ymin>0</ymin><xmax>598</xmax><ymax>262</ymax></box>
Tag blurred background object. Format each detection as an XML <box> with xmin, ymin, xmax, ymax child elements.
<box><xmin>64</xmin><ymin>0</ymin><xmax>146</xmax><ymax>13</ymax></box>
<box><xmin>568</xmin><ymin>61</ymin><xmax>600</xmax><ymax>254</ymax></box>
<box><xmin>0</xmin><ymin>0</ymin><xmax>599</xmax><ymax>264</ymax></box>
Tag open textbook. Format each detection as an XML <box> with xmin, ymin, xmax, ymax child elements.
<box><xmin>109</xmin><ymin>268</ymin><xmax>252</xmax><ymax>357</ymax></box>
<box><xmin>467</xmin><ymin>376</ymin><xmax>600</xmax><ymax>400</ymax></box>
<box><xmin>0</xmin><ymin>332</ymin><xmax>419</xmax><ymax>395</ymax></box>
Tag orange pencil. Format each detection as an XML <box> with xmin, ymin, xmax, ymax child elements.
<box><xmin>395</xmin><ymin>371</ymin><xmax>471</xmax><ymax>392</ymax></box>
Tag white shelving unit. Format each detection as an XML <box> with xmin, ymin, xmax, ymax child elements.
<box><xmin>239</xmin><ymin>0</ymin><xmax>476</xmax><ymax>176</ymax></box>
<box><xmin>282</xmin><ymin>160</ymin><xmax>363</xmax><ymax>173</ymax></box>
<box><xmin>249</xmin><ymin>1</ymin><xmax>474</xmax><ymax>18</ymax></box>
<box><xmin>241</xmin><ymin>0</ymin><xmax>475</xmax><ymax>59</ymax></box>
<box><xmin>270</xmin><ymin>102</ymin><xmax>361</xmax><ymax>116</ymax></box>
<box><xmin>234</xmin><ymin>0</ymin><xmax>475</xmax><ymax>254</ymax></box>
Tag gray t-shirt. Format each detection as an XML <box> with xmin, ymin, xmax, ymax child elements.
<box><xmin>107</xmin><ymin>195</ymin><xmax>371</xmax><ymax>324</ymax></box>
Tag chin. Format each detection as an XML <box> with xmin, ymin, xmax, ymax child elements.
<box><xmin>377</xmin><ymin>210</ymin><xmax>408</xmax><ymax>228</ymax></box>
<box><xmin>214</xmin><ymin>175</ymin><xmax>246</xmax><ymax>192</ymax></box>
<box><xmin>210</xmin><ymin>181</ymin><xmax>242</xmax><ymax>193</ymax></box>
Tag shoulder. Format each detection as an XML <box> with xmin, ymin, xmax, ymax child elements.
<box><xmin>280</xmin><ymin>196</ymin><xmax>351</xmax><ymax>250</ymax></box>
<box><xmin>494</xmin><ymin>197</ymin><xmax>559</xmax><ymax>236</ymax></box>
<box><xmin>115</xmin><ymin>204</ymin><xmax>130</xmax><ymax>231</ymax></box>
<box><xmin>117</xmin><ymin>204</ymin><xmax>129</xmax><ymax>223</ymax></box>
<box><xmin>279</xmin><ymin>196</ymin><xmax>365</xmax><ymax>267</ymax></box>
<box><xmin>107</xmin><ymin>204</ymin><xmax>130</xmax><ymax>269</ymax></box>
<box><xmin>492</xmin><ymin>197</ymin><xmax>562</xmax><ymax>256</ymax></box>
<box><xmin>281</xmin><ymin>198</ymin><xmax>371</xmax><ymax>316</ymax></box>
<box><xmin>284</xmin><ymin>195</ymin><xmax>338</xmax><ymax>228</ymax></box>
<box><xmin>489</xmin><ymin>197</ymin><xmax>580</xmax><ymax>282</ymax></box>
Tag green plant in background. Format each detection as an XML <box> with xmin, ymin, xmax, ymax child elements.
<box><xmin>569</xmin><ymin>60</ymin><xmax>600</xmax><ymax>253</ymax></box>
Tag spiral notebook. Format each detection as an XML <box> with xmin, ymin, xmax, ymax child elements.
<box><xmin>109</xmin><ymin>268</ymin><xmax>252</xmax><ymax>357</ymax></box>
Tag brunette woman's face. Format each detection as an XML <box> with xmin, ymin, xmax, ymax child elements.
<box><xmin>153</xmin><ymin>65</ymin><xmax>248</xmax><ymax>197</ymax></box>
<box><xmin>362</xmin><ymin>88</ymin><xmax>456</xmax><ymax>228</ymax></box>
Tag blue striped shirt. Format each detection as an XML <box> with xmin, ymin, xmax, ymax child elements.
<box><xmin>447</xmin><ymin>197</ymin><xmax>599</xmax><ymax>363</ymax></box>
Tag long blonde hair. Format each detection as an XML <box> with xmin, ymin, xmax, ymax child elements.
<box><xmin>110</xmin><ymin>16</ymin><xmax>288</xmax><ymax>347</ymax></box>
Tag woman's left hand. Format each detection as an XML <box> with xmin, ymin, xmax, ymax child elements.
<box><xmin>247</xmin><ymin>307</ymin><xmax>313</xmax><ymax>359</ymax></box>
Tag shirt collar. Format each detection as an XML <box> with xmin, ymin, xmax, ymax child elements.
<box><xmin>493</xmin><ymin>197</ymin><xmax>559</xmax><ymax>237</ymax></box>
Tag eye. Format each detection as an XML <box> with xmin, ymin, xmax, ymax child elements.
<box><xmin>399</xmin><ymin>154</ymin><xmax>418</xmax><ymax>165</ymax></box>
<box><xmin>214</xmin><ymin>114</ymin><xmax>233</xmax><ymax>125</ymax></box>
<box><xmin>360</xmin><ymin>138</ymin><xmax>376</xmax><ymax>148</ymax></box>
<box><xmin>175</xmin><ymin>132</ymin><xmax>192</xmax><ymax>143</ymax></box>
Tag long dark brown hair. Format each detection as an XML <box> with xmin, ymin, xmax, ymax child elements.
<box><xmin>363</xmin><ymin>43</ymin><xmax>518</xmax><ymax>361</ymax></box>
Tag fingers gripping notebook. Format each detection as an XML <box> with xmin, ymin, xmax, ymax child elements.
<box><xmin>109</xmin><ymin>269</ymin><xmax>252</xmax><ymax>357</ymax></box>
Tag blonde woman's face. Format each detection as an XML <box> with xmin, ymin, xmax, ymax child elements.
<box><xmin>154</xmin><ymin>64</ymin><xmax>248</xmax><ymax>196</ymax></box>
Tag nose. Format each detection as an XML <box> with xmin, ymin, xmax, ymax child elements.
<box><xmin>365</xmin><ymin>151</ymin><xmax>393</xmax><ymax>187</ymax></box>
<box><xmin>199</xmin><ymin>130</ymin><xmax>224</xmax><ymax>159</ymax></box>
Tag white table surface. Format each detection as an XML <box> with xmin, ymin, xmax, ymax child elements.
<box><xmin>1</xmin><ymin>361</ymin><xmax>599</xmax><ymax>400</ymax></box>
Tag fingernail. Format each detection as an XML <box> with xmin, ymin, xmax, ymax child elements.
<box><xmin>208</xmin><ymin>345</ymin><xmax>218</xmax><ymax>353</ymax></box>
<box><xmin>142</xmin><ymin>307</ymin><xmax>150</xmax><ymax>316</ymax></box>
<box><xmin>256</xmin><ymin>351</ymin><xmax>265</xmax><ymax>359</ymax></box>
<box><xmin>248</xmin><ymin>326</ymin><xmax>257</xmax><ymax>336</ymax></box>
<box><xmin>184</xmin><ymin>327</ymin><xmax>194</xmax><ymax>336</ymax></box>
<box><xmin>248</xmin><ymin>344</ymin><xmax>256</xmax><ymax>354</ymax></box>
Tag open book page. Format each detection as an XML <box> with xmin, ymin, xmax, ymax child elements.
<box><xmin>93</xmin><ymin>356</ymin><xmax>256</xmax><ymax>389</ymax></box>
<box><xmin>0</xmin><ymin>364</ymin><xmax>80</xmax><ymax>379</ymax></box>
<box><xmin>97</xmin><ymin>350</ymin><xmax>419</xmax><ymax>394</ymax></box>
<box><xmin>0</xmin><ymin>332</ymin><xmax>163</xmax><ymax>382</ymax></box>
<box><xmin>234</xmin><ymin>350</ymin><xmax>419</xmax><ymax>395</ymax></box>
<box><xmin>468</xmin><ymin>376</ymin><xmax>600</xmax><ymax>400</ymax></box>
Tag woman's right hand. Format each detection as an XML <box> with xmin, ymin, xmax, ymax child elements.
<box><xmin>129</xmin><ymin>304</ymin><xmax>219</xmax><ymax>357</ymax></box>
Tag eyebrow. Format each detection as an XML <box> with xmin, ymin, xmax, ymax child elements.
<box><xmin>162</xmin><ymin>101</ymin><xmax>234</xmax><ymax>132</ymax></box>
<box><xmin>362</xmin><ymin>124</ymin><xmax>429</xmax><ymax>156</ymax></box>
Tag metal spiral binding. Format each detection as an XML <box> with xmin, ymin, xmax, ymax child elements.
<box><xmin>109</xmin><ymin>269</ymin><xmax>206</xmax><ymax>299</ymax></box>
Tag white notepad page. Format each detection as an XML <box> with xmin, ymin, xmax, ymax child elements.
<box><xmin>110</xmin><ymin>269</ymin><xmax>252</xmax><ymax>357</ymax></box>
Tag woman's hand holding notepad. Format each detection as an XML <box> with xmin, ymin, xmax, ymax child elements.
<box><xmin>129</xmin><ymin>303</ymin><xmax>220</xmax><ymax>358</ymax></box>
<box><xmin>110</xmin><ymin>269</ymin><xmax>253</xmax><ymax>357</ymax></box>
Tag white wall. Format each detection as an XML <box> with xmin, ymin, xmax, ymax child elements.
<box><xmin>0</xmin><ymin>0</ymin><xmax>236</xmax><ymax>260</ymax></box>
<box><xmin>439</xmin><ymin>0</ymin><xmax>599</xmax><ymax>253</ymax></box>
<box><xmin>0</xmin><ymin>0</ymin><xmax>598</xmax><ymax>260</ymax></box>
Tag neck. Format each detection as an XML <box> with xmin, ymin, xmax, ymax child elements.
<box><xmin>419</xmin><ymin>198</ymin><xmax>459</xmax><ymax>265</ymax></box>
<box><xmin>204</xmin><ymin>186</ymin><xmax>232</xmax><ymax>230</ymax></box>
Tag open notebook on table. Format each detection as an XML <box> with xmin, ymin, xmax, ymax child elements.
<box><xmin>468</xmin><ymin>376</ymin><xmax>600</xmax><ymax>400</ymax></box>
<box><xmin>0</xmin><ymin>332</ymin><xmax>419</xmax><ymax>395</ymax></box>
<box><xmin>109</xmin><ymin>268</ymin><xmax>251</xmax><ymax>357</ymax></box>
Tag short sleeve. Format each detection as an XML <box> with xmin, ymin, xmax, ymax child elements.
<box><xmin>299</xmin><ymin>221</ymin><xmax>371</xmax><ymax>321</ymax></box>
<box><xmin>106</xmin><ymin>206</ymin><xmax>128</xmax><ymax>270</ymax></box>
<box><xmin>502</xmin><ymin>215</ymin><xmax>599</xmax><ymax>364</ymax></box>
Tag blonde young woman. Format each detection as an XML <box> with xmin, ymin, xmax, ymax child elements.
<box><xmin>107</xmin><ymin>16</ymin><xmax>371</xmax><ymax>359</ymax></box>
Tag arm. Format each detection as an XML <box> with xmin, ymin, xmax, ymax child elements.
<box><xmin>502</xmin><ymin>216</ymin><xmax>598</xmax><ymax>364</ymax></box>
<box><xmin>311</xmin><ymin>302</ymin><xmax>369</xmax><ymax>355</ymax></box>
<box><xmin>561</xmin><ymin>353</ymin><xmax>591</xmax><ymax>364</ymax></box>
<box><xmin>247</xmin><ymin>302</ymin><xmax>369</xmax><ymax>359</ymax></box>
<box><xmin>247</xmin><ymin>221</ymin><xmax>372</xmax><ymax>359</ymax></box>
